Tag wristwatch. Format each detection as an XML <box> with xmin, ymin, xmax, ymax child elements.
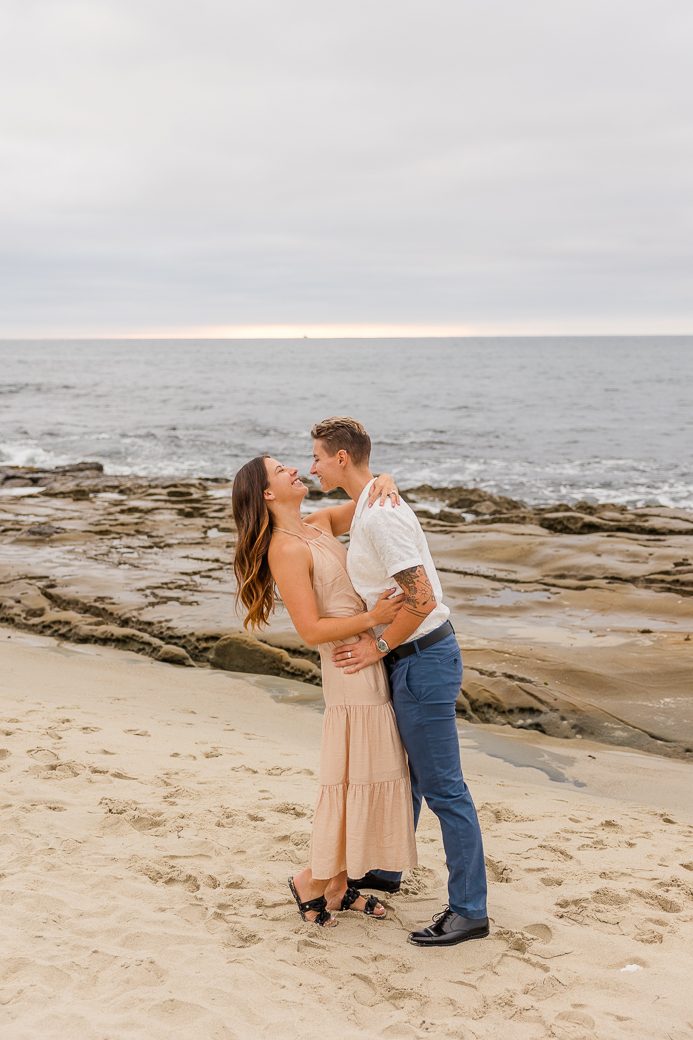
<box><xmin>375</xmin><ymin>636</ymin><xmax>391</xmax><ymax>655</ymax></box>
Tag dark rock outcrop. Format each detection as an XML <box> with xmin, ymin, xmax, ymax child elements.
<box><xmin>405</xmin><ymin>484</ymin><xmax>524</xmax><ymax>514</ymax></box>
<box><xmin>211</xmin><ymin>632</ymin><xmax>321</xmax><ymax>685</ymax></box>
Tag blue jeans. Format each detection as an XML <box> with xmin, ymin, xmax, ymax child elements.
<box><xmin>373</xmin><ymin>630</ymin><xmax>487</xmax><ymax>919</ymax></box>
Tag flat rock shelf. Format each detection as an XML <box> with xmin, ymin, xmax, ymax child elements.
<box><xmin>1</xmin><ymin>464</ymin><xmax>692</xmax><ymax>761</ymax></box>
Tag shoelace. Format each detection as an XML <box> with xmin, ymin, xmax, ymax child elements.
<box><xmin>431</xmin><ymin>905</ymin><xmax>454</xmax><ymax>925</ymax></box>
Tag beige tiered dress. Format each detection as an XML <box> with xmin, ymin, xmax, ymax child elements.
<box><xmin>278</xmin><ymin>525</ymin><xmax>417</xmax><ymax>881</ymax></box>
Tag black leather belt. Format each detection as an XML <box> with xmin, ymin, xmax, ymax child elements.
<box><xmin>386</xmin><ymin>620</ymin><xmax>455</xmax><ymax>663</ymax></box>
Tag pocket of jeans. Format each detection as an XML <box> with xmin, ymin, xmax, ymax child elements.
<box><xmin>434</xmin><ymin>640</ymin><xmax>463</xmax><ymax>672</ymax></box>
<box><xmin>438</xmin><ymin>642</ymin><xmax>461</xmax><ymax>664</ymax></box>
<box><xmin>391</xmin><ymin>658</ymin><xmax>423</xmax><ymax>704</ymax></box>
<box><xmin>415</xmin><ymin>643</ymin><xmax>463</xmax><ymax>699</ymax></box>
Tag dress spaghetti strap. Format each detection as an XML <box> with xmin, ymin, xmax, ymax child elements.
<box><xmin>274</xmin><ymin>525</ymin><xmax>324</xmax><ymax>543</ymax></box>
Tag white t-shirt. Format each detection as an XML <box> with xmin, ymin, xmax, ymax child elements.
<box><xmin>347</xmin><ymin>478</ymin><xmax>450</xmax><ymax>642</ymax></box>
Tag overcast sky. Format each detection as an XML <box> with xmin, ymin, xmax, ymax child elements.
<box><xmin>1</xmin><ymin>0</ymin><xmax>692</xmax><ymax>337</ymax></box>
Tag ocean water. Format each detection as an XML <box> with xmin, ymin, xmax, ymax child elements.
<box><xmin>1</xmin><ymin>337</ymin><xmax>692</xmax><ymax>508</ymax></box>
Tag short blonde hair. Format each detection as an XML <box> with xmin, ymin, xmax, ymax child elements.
<box><xmin>311</xmin><ymin>416</ymin><xmax>371</xmax><ymax>466</ymax></box>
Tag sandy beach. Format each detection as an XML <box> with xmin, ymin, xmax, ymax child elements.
<box><xmin>2</xmin><ymin>466</ymin><xmax>693</xmax><ymax>1038</ymax></box>
<box><xmin>2</xmin><ymin>625</ymin><xmax>693</xmax><ymax>1040</ymax></box>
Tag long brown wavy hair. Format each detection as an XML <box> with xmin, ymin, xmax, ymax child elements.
<box><xmin>232</xmin><ymin>454</ymin><xmax>275</xmax><ymax>629</ymax></box>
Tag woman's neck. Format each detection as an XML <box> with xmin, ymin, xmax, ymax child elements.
<box><xmin>269</xmin><ymin>501</ymin><xmax>306</xmax><ymax>535</ymax></box>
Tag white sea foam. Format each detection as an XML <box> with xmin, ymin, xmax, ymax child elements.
<box><xmin>0</xmin><ymin>442</ymin><xmax>70</xmax><ymax>470</ymax></box>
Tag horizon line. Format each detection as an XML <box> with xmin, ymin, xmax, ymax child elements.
<box><xmin>2</xmin><ymin>321</ymin><xmax>692</xmax><ymax>340</ymax></box>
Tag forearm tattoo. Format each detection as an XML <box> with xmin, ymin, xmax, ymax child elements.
<box><xmin>393</xmin><ymin>565</ymin><xmax>436</xmax><ymax>618</ymax></box>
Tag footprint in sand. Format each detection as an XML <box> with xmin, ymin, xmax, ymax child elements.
<box><xmin>136</xmin><ymin>859</ymin><xmax>220</xmax><ymax>892</ymax></box>
<box><xmin>27</xmin><ymin>748</ymin><xmax>59</xmax><ymax>763</ymax></box>
<box><xmin>551</xmin><ymin>1009</ymin><xmax>596</xmax><ymax>1038</ymax></box>
<box><xmin>221</xmin><ymin>873</ymin><xmax>247</xmax><ymax>888</ymax></box>
<box><xmin>271</xmin><ymin>802</ymin><xmax>308</xmax><ymax>818</ymax></box>
<box><xmin>147</xmin><ymin>998</ymin><xmax>208</xmax><ymax>1025</ymax></box>
<box><xmin>485</xmin><ymin>856</ymin><xmax>513</xmax><ymax>883</ymax></box>
<box><xmin>590</xmin><ymin>886</ymin><xmax>631</xmax><ymax>907</ymax></box>
<box><xmin>99</xmin><ymin>798</ymin><xmax>168</xmax><ymax>831</ymax></box>
<box><xmin>524</xmin><ymin>922</ymin><xmax>553</xmax><ymax>943</ymax></box>
<box><xmin>400</xmin><ymin>865</ymin><xmax>437</xmax><ymax>895</ymax></box>
<box><xmin>635</xmin><ymin>928</ymin><xmax>664</xmax><ymax>944</ymax></box>
<box><xmin>124</xmin><ymin>729</ymin><xmax>151</xmax><ymax>737</ymax></box>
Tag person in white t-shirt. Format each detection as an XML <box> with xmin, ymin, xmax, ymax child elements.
<box><xmin>310</xmin><ymin>416</ymin><xmax>488</xmax><ymax>948</ymax></box>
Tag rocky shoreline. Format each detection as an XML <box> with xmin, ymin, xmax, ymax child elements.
<box><xmin>2</xmin><ymin>463</ymin><xmax>692</xmax><ymax>760</ymax></box>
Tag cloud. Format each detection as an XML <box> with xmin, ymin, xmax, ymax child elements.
<box><xmin>1</xmin><ymin>0</ymin><xmax>692</xmax><ymax>334</ymax></box>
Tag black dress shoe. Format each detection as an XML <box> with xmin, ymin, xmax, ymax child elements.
<box><xmin>346</xmin><ymin>871</ymin><xmax>401</xmax><ymax>895</ymax></box>
<box><xmin>408</xmin><ymin>907</ymin><xmax>489</xmax><ymax>947</ymax></box>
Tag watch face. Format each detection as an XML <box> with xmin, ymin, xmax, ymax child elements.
<box><xmin>376</xmin><ymin>638</ymin><xmax>389</xmax><ymax>653</ymax></box>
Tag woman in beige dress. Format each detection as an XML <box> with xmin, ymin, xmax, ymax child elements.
<box><xmin>232</xmin><ymin>455</ymin><xmax>417</xmax><ymax>928</ymax></box>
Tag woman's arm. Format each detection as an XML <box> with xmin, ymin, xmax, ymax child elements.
<box><xmin>305</xmin><ymin>499</ymin><xmax>355</xmax><ymax>537</ymax></box>
<box><xmin>305</xmin><ymin>474</ymin><xmax>401</xmax><ymax>537</ymax></box>
<box><xmin>269</xmin><ymin>538</ymin><xmax>403</xmax><ymax>647</ymax></box>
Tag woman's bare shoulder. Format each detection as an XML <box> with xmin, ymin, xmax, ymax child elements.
<box><xmin>268</xmin><ymin>531</ymin><xmax>312</xmax><ymax>567</ymax></box>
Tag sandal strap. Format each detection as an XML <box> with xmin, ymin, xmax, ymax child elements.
<box><xmin>313</xmin><ymin>905</ymin><xmax>334</xmax><ymax>927</ymax></box>
<box><xmin>300</xmin><ymin>894</ymin><xmax>333</xmax><ymax>927</ymax></box>
<box><xmin>363</xmin><ymin>895</ymin><xmax>381</xmax><ymax>916</ymax></box>
<box><xmin>300</xmin><ymin>894</ymin><xmax>329</xmax><ymax>915</ymax></box>
<box><xmin>340</xmin><ymin>886</ymin><xmax>361</xmax><ymax>911</ymax></box>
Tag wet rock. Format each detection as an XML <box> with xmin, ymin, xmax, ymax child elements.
<box><xmin>305</xmin><ymin>487</ymin><xmax>348</xmax><ymax>501</ymax></box>
<box><xmin>535</xmin><ymin>512</ymin><xmax>617</xmax><ymax>535</ymax></box>
<box><xmin>461</xmin><ymin>669</ymin><xmax>547</xmax><ymax>718</ymax></box>
<box><xmin>2</xmin><ymin>478</ymin><xmax>35</xmax><ymax>488</ymax></box>
<box><xmin>257</xmin><ymin>630</ymin><xmax>320</xmax><ymax>666</ymax></box>
<box><xmin>54</xmin><ymin>462</ymin><xmax>104</xmax><ymax>474</ymax></box>
<box><xmin>25</xmin><ymin>524</ymin><xmax>66</xmax><ymax>537</ymax></box>
<box><xmin>406</xmin><ymin>484</ymin><xmax>524</xmax><ymax>514</ymax></box>
<box><xmin>532</xmin><ymin>711</ymin><xmax>578</xmax><ymax>739</ymax></box>
<box><xmin>446</xmin><ymin>488</ymin><xmax>524</xmax><ymax>514</ymax></box>
<box><xmin>455</xmin><ymin>689</ymin><xmax>478</xmax><ymax>721</ymax></box>
<box><xmin>0</xmin><ymin>581</ymin><xmax>52</xmax><ymax>620</ymax></box>
<box><xmin>27</xmin><ymin>609</ymin><xmax>100</xmax><ymax>634</ymax></box>
<box><xmin>154</xmin><ymin>645</ymin><xmax>195</xmax><ymax>666</ymax></box>
<box><xmin>437</xmin><ymin>509</ymin><xmax>466</xmax><ymax>524</ymax></box>
<box><xmin>632</xmin><ymin>515</ymin><xmax>693</xmax><ymax>535</ymax></box>
<box><xmin>2</xmin><ymin>462</ymin><xmax>691</xmax><ymax>759</ymax></box>
<box><xmin>71</xmin><ymin>623</ymin><xmax>165</xmax><ymax>653</ymax></box>
<box><xmin>211</xmin><ymin>632</ymin><xmax>321</xmax><ymax>685</ymax></box>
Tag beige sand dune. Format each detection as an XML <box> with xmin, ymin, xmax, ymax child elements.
<box><xmin>1</xmin><ymin>627</ymin><xmax>692</xmax><ymax>1040</ymax></box>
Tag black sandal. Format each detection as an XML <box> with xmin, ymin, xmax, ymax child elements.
<box><xmin>340</xmin><ymin>886</ymin><xmax>387</xmax><ymax>919</ymax></box>
<box><xmin>288</xmin><ymin>877</ymin><xmax>337</xmax><ymax>927</ymax></box>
